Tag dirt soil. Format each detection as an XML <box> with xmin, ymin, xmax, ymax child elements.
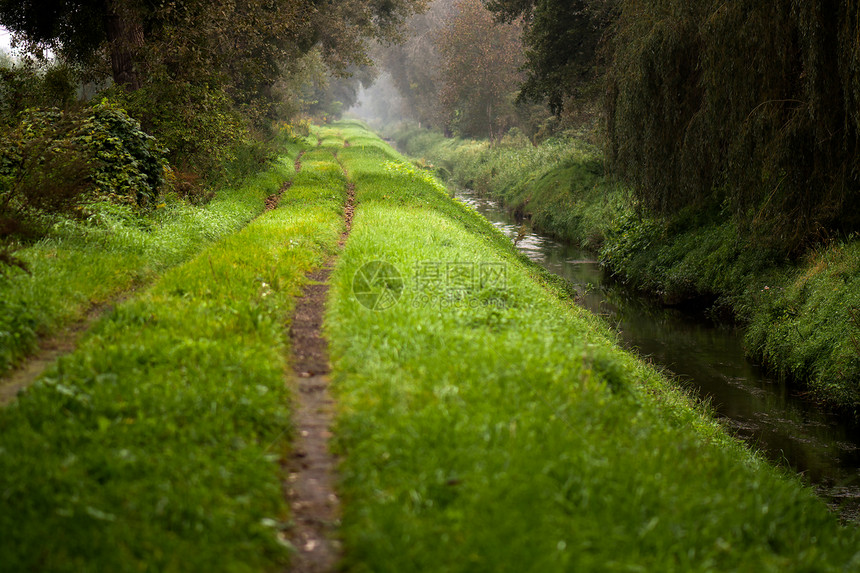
<box><xmin>0</xmin><ymin>298</ymin><xmax>129</xmax><ymax>406</ymax></box>
<box><xmin>282</xmin><ymin>146</ymin><xmax>354</xmax><ymax>572</ymax></box>
<box><xmin>284</xmin><ymin>265</ymin><xmax>341</xmax><ymax>573</ymax></box>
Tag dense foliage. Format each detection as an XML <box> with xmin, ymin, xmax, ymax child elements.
<box><xmin>606</xmin><ymin>0</ymin><xmax>860</xmax><ymax>252</ymax></box>
<box><xmin>0</xmin><ymin>100</ymin><xmax>169</xmax><ymax>275</ymax></box>
<box><xmin>373</xmin><ymin>0</ymin><xmax>606</xmax><ymax>139</ymax></box>
<box><xmin>0</xmin><ymin>102</ymin><xmax>167</xmax><ymax>231</ymax></box>
<box><xmin>486</xmin><ymin>0</ymin><xmax>617</xmax><ymax>115</ymax></box>
<box><xmin>0</xmin><ymin>0</ymin><xmax>428</xmax><ymax>175</ymax></box>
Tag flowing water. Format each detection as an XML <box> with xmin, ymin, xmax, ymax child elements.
<box><xmin>454</xmin><ymin>186</ymin><xmax>860</xmax><ymax>521</ymax></box>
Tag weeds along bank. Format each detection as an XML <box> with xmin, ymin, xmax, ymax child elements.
<box><xmin>0</xmin><ymin>131</ymin><xmax>311</xmax><ymax>377</ymax></box>
<box><xmin>395</xmin><ymin>127</ymin><xmax>860</xmax><ymax>413</ymax></box>
<box><xmin>325</xmin><ymin>121</ymin><xmax>858</xmax><ymax>571</ymax></box>
<box><xmin>0</xmin><ymin>142</ymin><xmax>345</xmax><ymax>571</ymax></box>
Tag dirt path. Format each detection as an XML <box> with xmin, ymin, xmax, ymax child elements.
<box><xmin>266</xmin><ymin>152</ymin><xmax>304</xmax><ymax>211</ymax></box>
<box><xmin>283</xmin><ymin>147</ymin><xmax>353</xmax><ymax>572</ymax></box>
<box><xmin>283</xmin><ymin>266</ymin><xmax>340</xmax><ymax>572</ymax></box>
<box><xmin>0</xmin><ymin>297</ymin><xmax>131</xmax><ymax>405</ymax></box>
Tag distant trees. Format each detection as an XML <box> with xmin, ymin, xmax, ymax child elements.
<box><xmin>377</xmin><ymin>0</ymin><xmax>613</xmax><ymax>138</ymax></box>
<box><xmin>485</xmin><ymin>0</ymin><xmax>617</xmax><ymax>115</ymax></box>
<box><xmin>375</xmin><ymin>0</ymin><xmax>525</xmax><ymax>138</ymax></box>
<box><xmin>376</xmin><ymin>0</ymin><xmax>457</xmax><ymax>129</ymax></box>
<box><xmin>436</xmin><ymin>0</ymin><xmax>523</xmax><ymax>138</ymax></box>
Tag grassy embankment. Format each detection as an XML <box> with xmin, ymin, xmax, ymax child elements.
<box><xmin>0</xmin><ymin>136</ymin><xmax>314</xmax><ymax>376</ymax></box>
<box><xmin>324</xmin><ymin>120</ymin><xmax>859</xmax><ymax>571</ymax></box>
<box><xmin>396</xmin><ymin>127</ymin><xmax>860</xmax><ymax>412</ymax></box>
<box><xmin>0</xmin><ymin>142</ymin><xmax>345</xmax><ymax>571</ymax></box>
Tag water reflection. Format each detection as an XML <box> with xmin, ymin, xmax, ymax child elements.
<box><xmin>455</xmin><ymin>186</ymin><xmax>860</xmax><ymax>521</ymax></box>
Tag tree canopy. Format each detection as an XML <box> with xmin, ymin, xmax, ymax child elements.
<box><xmin>0</xmin><ymin>0</ymin><xmax>427</xmax><ymax>172</ymax></box>
<box><xmin>485</xmin><ymin>0</ymin><xmax>617</xmax><ymax>115</ymax></box>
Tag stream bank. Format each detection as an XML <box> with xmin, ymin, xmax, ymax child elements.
<box><xmin>327</xmin><ymin>121</ymin><xmax>860</xmax><ymax>571</ymax></box>
<box><xmin>454</xmin><ymin>185</ymin><xmax>860</xmax><ymax>522</ymax></box>
<box><xmin>396</xmin><ymin>126</ymin><xmax>860</xmax><ymax>413</ymax></box>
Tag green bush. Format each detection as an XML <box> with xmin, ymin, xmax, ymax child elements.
<box><xmin>0</xmin><ymin>101</ymin><xmax>170</xmax><ymax>276</ymax></box>
<box><xmin>109</xmin><ymin>83</ymin><xmax>248</xmax><ymax>178</ymax></box>
<box><xmin>1</xmin><ymin>102</ymin><xmax>168</xmax><ymax>210</ymax></box>
<box><xmin>79</xmin><ymin>101</ymin><xmax>168</xmax><ymax>207</ymax></box>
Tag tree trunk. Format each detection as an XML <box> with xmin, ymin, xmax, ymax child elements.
<box><xmin>105</xmin><ymin>0</ymin><xmax>145</xmax><ymax>90</ymax></box>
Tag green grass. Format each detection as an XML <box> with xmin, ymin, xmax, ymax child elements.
<box><xmin>0</xmin><ymin>143</ymin><xmax>307</xmax><ymax>376</ymax></box>
<box><xmin>393</xmin><ymin>126</ymin><xmax>620</xmax><ymax>249</ymax></box>
<box><xmin>4</xmin><ymin>120</ymin><xmax>857</xmax><ymax>570</ymax></box>
<box><xmin>0</xmin><ymin>143</ymin><xmax>346</xmax><ymax>571</ymax></box>
<box><xmin>398</xmin><ymin>125</ymin><xmax>860</xmax><ymax>411</ymax></box>
<box><xmin>325</xmin><ymin>121</ymin><xmax>860</xmax><ymax>571</ymax></box>
<box><xmin>746</xmin><ymin>239</ymin><xmax>860</xmax><ymax>408</ymax></box>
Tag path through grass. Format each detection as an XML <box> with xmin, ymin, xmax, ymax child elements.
<box><xmin>0</xmin><ymin>140</ymin><xmax>307</xmax><ymax>377</ymax></box>
<box><xmin>3</xmin><ymin>122</ymin><xmax>859</xmax><ymax>571</ymax></box>
<box><xmin>0</xmin><ymin>144</ymin><xmax>345</xmax><ymax>571</ymax></box>
<box><xmin>325</xmin><ymin>121</ymin><xmax>860</xmax><ymax>572</ymax></box>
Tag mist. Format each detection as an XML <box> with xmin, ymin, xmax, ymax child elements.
<box><xmin>346</xmin><ymin>72</ymin><xmax>410</xmax><ymax>131</ymax></box>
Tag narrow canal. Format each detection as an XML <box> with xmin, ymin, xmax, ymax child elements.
<box><xmin>454</xmin><ymin>185</ymin><xmax>860</xmax><ymax>522</ymax></box>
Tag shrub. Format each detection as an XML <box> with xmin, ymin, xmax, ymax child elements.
<box><xmin>79</xmin><ymin>101</ymin><xmax>169</xmax><ymax>207</ymax></box>
<box><xmin>110</xmin><ymin>83</ymin><xmax>248</xmax><ymax>178</ymax></box>
<box><xmin>0</xmin><ymin>112</ymin><xmax>92</xmax><ymax>274</ymax></box>
<box><xmin>0</xmin><ymin>101</ymin><xmax>170</xmax><ymax>274</ymax></box>
<box><xmin>1</xmin><ymin>102</ymin><xmax>168</xmax><ymax>209</ymax></box>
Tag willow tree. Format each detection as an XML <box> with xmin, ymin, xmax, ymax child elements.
<box><xmin>606</xmin><ymin>0</ymin><xmax>860</xmax><ymax>251</ymax></box>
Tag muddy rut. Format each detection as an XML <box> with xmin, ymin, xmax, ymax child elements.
<box><xmin>283</xmin><ymin>143</ymin><xmax>354</xmax><ymax>572</ymax></box>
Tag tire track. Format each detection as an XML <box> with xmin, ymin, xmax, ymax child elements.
<box><xmin>0</xmin><ymin>152</ymin><xmax>305</xmax><ymax>406</ymax></box>
<box><xmin>283</xmin><ymin>144</ymin><xmax>353</xmax><ymax>572</ymax></box>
